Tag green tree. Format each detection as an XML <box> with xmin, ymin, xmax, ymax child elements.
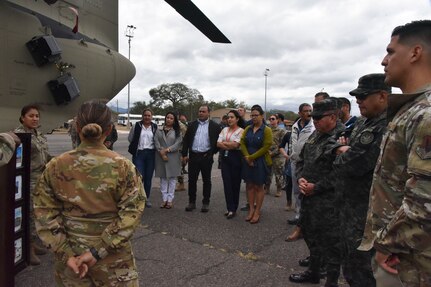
<box><xmin>223</xmin><ymin>99</ymin><xmax>238</xmax><ymax>108</ymax></box>
<box><xmin>130</xmin><ymin>101</ymin><xmax>147</xmax><ymax>114</ymax></box>
<box><xmin>149</xmin><ymin>83</ymin><xmax>200</xmax><ymax>111</ymax></box>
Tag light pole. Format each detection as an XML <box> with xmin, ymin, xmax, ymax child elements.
<box><xmin>125</xmin><ymin>25</ymin><xmax>136</xmax><ymax>127</ymax></box>
<box><xmin>264</xmin><ymin>68</ymin><xmax>270</xmax><ymax>120</ymax></box>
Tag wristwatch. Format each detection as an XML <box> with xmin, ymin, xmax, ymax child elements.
<box><xmin>89</xmin><ymin>247</ymin><xmax>101</xmax><ymax>261</ymax></box>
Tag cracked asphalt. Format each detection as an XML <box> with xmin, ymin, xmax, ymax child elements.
<box><xmin>15</xmin><ymin>133</ymin><xmax>348</xmax><ymax>287</ymax></box>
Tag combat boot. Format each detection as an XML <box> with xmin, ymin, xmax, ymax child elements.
<box><xmin>285</xmin><ymin>201</ymin><xmax>294</xmax><ymax>211</ymax></box>
<box><xmin>264</xmin><ymin>184</ymin><xmax>270</xmax><ymax>194</ymax></box>
<box><xmin>30</xmin><ymin>246</ymin><xmax>41</xmax><ymax>265</ymax></box>
<box><xmin>324</xmin><ymin>270</ymin><xmax>340</xmax><ymax>287</ymax></box>
<box><xmin>176</xmin><ymin>182</ymin><xmax>186</xmax><ymax>191</ymax></box>
<box><xmin>275</xmin><ymin>188</ymin><xmax>282</xmax><ymax>197</ymax></box>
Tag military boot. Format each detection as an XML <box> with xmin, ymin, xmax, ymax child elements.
<box><xmin>275</xmin><ymin>188</ymin><xmax>282</xmax><ymax>197</ymax></box>
<box><xmin>324</xmin><ymin>270</ymin><xmax>340</xmax><ymax>287</ymax></box>
<box><xmin>264</xmin><ymin>184</ymin><xmax>270</xmax><ymax>194</ymax></box>
<box><xmin>30</xmin><ymin>246</ymin><xmax>41</xmax><ymax>265</ymax></box>
<box><xmin>175</xmin><ymin>182</ymin><xmax>186</xmax><ymax>191</ymax></box>
<box><xmin>285</xmin><ymin>201</ymin><xmax>294</xmax><ymax>211</ymax></box>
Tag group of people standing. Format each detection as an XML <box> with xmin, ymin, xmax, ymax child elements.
<box><xmin>3</xmin><ymin>19</ymin><xmax>430</xmax><ymax>287</ymax></box>
<box><xmin>126</xmin><ymin>104</ymin><xmax>278</xmax><ymax>226</ymax></box>
<box><xmin>284</xmin><ymin>20</ymin><xmax>431</xmax><ymax>287</ymax></box>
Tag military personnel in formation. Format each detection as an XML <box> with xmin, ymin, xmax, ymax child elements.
<box><xmin>266</xmin><ymin>114</ymin><xmax>286</xmax><ymax>197</ymax></box>
<box><xmin>0</xmin><ymin>132</ymin><xmax>20</xmax><ymax>167</ymax></box>
<box><xmin>359</xmin><ymin>20</ymin><xmax>431</xmax><ymax>287</ymax></box>
<box><xmin>14</xmin><ymin>104</ymin><xmax>52</xmax><ymax>265</ymax></box>
<box><xmin>332</xmin><ymin>73</ymin><xmax>390</xmax><ymax>287</ymax></box>
<box><xmin>289</xmin><ymin>99</ymin><xmax>345</xmax><ymax>286</ymax></box>
<box><xmin>33</xmin><ymin>101</ymin><xmax>146</xmax><ymax>286</ymax></box>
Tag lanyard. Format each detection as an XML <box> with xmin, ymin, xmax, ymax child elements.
<box><xmin>225</xmin><ymin>126</ymin><xmax>238</xmax><ymax>142</ymax></box>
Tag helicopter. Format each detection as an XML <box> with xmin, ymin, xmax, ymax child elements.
<box><xmin>0</xmin><ymin>0</ymin><xmax>230</xmax><ymax>133</ymax></box>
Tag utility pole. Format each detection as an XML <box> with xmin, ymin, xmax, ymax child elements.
<box><xmin>264</xmin><ymin>68</ymin><xmax>270</xmax><ymax>120</ymax></box>
<box><xmin>125</xmin><ymin>25</ymin><xmax>136</xmax><ymax>127</ymax></box>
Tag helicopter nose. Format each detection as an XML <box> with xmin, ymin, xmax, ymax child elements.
<box><xmin>112</xmin><ymin>51</ymin><xmax>136</xmax><ymax>95</ymax></box>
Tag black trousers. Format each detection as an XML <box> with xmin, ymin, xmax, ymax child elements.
<box><xmin>188</xmin><ymin>152</ymin><xmax>214</xmax><ymax>204</ymax></box>
<box><xmin>221</xmin><ymin>150</ymin><xmax>242</xmax><ymax>212</ymax></box>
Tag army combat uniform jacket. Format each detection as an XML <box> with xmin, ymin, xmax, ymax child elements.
<box><xmin>295</xmin><ymin>122</ymin><xmax>345</xmax><ymax>275</ymax></box>
<box><xmin>333</xmin><ymin>112</ymin><xmax>387</xmax><ymax>247</ymax></box>
<box><xmin>14</xmin><ymin>124</ymin><xmax>51</xmax><ymax>185</ymax></box>
<box><xmin>34</xmin><ymin>142</ymin><xmax>146</xmax><ymax>283</ymax></box>
<box><xmin>359</xmin><ymin>85</ymin><xmax>431</xmax><ymax>285</ymax></box>
<box><xmin>0</xmin><ymin>133</ymin><xmax>16</xmax><ymax>167</ymax></box>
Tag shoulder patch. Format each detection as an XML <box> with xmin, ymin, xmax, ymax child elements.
<box><xmin>360</xmin><ymin>131</ymin><xmax>374</xmax><ymax>145</ymax></box>
<box><xmin>416</xmin><ymin>135</ymin><xmax>431</xmax><ymax>160</ymax></box>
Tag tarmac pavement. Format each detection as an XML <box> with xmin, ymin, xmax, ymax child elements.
<box><xmin>15</xmin><ymin>133</ymin><xmax>348</xmax><ymax>287</ymax></box>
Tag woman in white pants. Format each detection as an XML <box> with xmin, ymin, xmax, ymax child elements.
<box><xmin>154</xmin><ymin>112</ymin><xmax>182</xmax><ymax>208</ymax></box>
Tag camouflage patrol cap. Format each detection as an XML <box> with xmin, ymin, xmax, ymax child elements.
<box><xmin>349</xmin><ymin>73</ymin><xmax>391</xmax><ymax>97</ymax></box>
<box><xmin>311</xmin><ymin>98</ymin><xmax>337</xmax><ymax>117</ymax></box>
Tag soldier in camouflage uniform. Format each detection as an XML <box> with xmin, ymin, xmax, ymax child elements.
<box><xmin>331</xmin><ymin>73</ymin><xmax>390</xmax><ymax>287</ymax></box>
<box><xmin>34</xmin><ymin>101</ymin><xmax>146</xmax><ymax>286</ymax></box>
<box><xmin>0</xmin><ymin>132</ymin><xmax>20</xmax><ymax>167</ymax></box>
<box><xmin>14</xmin><ymin>104</ymin><xmax>53</xmax><ymax>265</ymax></box>
<box><xmin>68</xmin><ymin>117</ymin><xmax>79</xmax><ymax>149</ymax></box>
<box><xmin>289</xmin><ymin>99</ymin><xmax>345</xmax><ymax>286</ymax></box>
<box><xmin>266</xmin><ymin>114</ymin><xmax>286</xmax><ymax>197</ymax></box>
<box><xmin>176</xmin><ymin>116</ymin><xmax>188</xmax><ymax>191</ymax></box>
<box><xmin>358</xmin><ymin>21</ymin><xmax>431</xmax><ymax>287</ymax></box>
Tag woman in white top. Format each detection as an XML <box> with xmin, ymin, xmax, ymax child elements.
<box><xmin>217</xmin><ymin>110</ymin><xmax>245</xmax><ymax>219</ymax></box>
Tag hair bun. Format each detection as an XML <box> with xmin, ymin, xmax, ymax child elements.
<box><xmin>81</xmin><ymin>123</ymin><xmax>103</xmax><ymax>140</ymax></box>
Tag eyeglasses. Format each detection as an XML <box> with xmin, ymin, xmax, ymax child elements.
<box><xmin>269</xmin><ymin>117</ymin><xmax>276</xmax><ymax>121</ymax></box>
<box><xmin>312</xmin><ymin>113</ymin><xmax>333</xmax><ymax>121</ymax></box>
<box><xmin>250</xmin><ymin>114</ymin><xmax>260</xmax><ymax>118</ymax></box>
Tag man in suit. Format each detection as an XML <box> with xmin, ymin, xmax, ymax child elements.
<box><xmin>182</xmin><ymin>105</ymin><xmax>222</xmax><ymax>212</ymax></box>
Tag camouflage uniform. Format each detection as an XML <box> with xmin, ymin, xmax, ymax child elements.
<box><xmin>0</xmin><ymin>133</ymin><xmax>16</xmax><ymax>167</ymax></box>
<box><xmin>296</xmin><ymin>121</ymin><xmax>345</xmax><ymax>282</ymax></box>
<box><xmin>33</xmin><ymin>141</ymin><xmax>146</xmax><ymax>286</ymax></box>
<box><xmin>14</xmin><ymin>124</ymin><xmax>52</xmax><ymax>241</ymax></box>
<box><xmin>332</xmin><ymin>112</ymin><xmax>386</xmax><ymax>287</ymax></box>
<box><xmin>266</xmin><ymin>125</ymin><xmax>286</xmax><ymax>192</ymax></box>
<box><xmin>359</xmin><ymin>87</ymin><xmax>431</xmax><ymax>286</ymax></box>
<box><xmin>177</xmin><ymin>121</ymin><xmax>188</xmax><ymax>186</ymax></box>
<box><xmin>68</xmin><ymin>120</ymin><xmax>79</xmax><ymax>149</ymax></box>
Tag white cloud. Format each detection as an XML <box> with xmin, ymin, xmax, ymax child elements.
<box><xmin>111</xmin><ymin>0</ymin><xmax>431</xmax><ymax>115</ymax></box>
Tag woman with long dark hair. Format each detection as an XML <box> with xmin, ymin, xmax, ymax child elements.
<box><xmin>154</xmin><ymin>112</ymin><xmax>182</xmax><ymax>209</ymax></box>
<box><xmin>217</xmin><ymin>110</ymin><xmax>245</xmax><ymax>219</ymax></box>
<box><xmin>15</xmin><ymin>104</ymin><xmax>52</xmax><ymax>265</ymax></box>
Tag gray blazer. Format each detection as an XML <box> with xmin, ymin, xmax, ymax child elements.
<box><xmin>154</xmin><ymin>128</ymin><xmax>182</xmax><ymax>178</ymax></box>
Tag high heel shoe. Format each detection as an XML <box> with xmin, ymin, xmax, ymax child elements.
<box><xmin>285</xmin><ymin>226</ymin><xmax>302</xmax><ymax>242</ymax></box>
<box><xmin>250</xmin><ymin>213</ymin><xmax>260</xmax><ymax>224</ymax></box>
<box><xmin>245</xmin><ymin>211</ymin><xmax>254</xmax><ymax>221</ymax></box>
<box><xmin>160</xmin><ymin>201</ymin><xmax>167</xmax><ymax>208</ymax></box>
<box><xmin>165</xmin><ymin>202</ymin><xmax>173</xmax><ymax>209</ymax></box>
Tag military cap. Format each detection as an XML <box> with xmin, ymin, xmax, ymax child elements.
<box><xmin>311</xmin><ymin>99</ymin><xmax>337</xmax><ymax>117</ymax></box>
<box><xmin>349</xmin><ymin>73</ymin><xmax>391</xmax><ymax>97</ymax></box>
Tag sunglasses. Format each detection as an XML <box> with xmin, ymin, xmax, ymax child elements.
<box><xmin>312</xmin><ymin>113</ymin><xmax>333</xmax><ymax>121</ymax></box>
<box><xmin>269</xmin><ymin>117</ymin><xmax>276</xmax><ymax>121</ymax></box>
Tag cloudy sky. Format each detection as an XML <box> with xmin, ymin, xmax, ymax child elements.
<box><xmin>111</xmin><ymin>0</ymin><xmax>430</xmax><ymax>115</ymax></box>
